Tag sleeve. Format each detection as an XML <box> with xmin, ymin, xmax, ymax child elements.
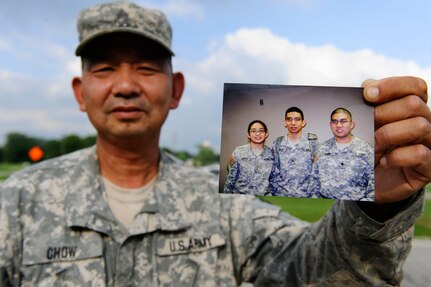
<box><xmin>365</xmin><ymin>145</ymin><xmax>375</xmax><ymax>200</ymax></box>
<box><xmin>223</xmin><ymin>153</ymin><xmax>239</xmax><ymax>193</ymax></box>
<box><xmin>272</xmin><ymin>140</ymin><xmax>281</xmax><ymax>170</ymax></box>
<box><xmin>307</xmin><ymin>152</ymin><xmax>321</xmax><ymax>198</ymax></box>
<box><xmin>0</xmin><ymin>180</ymin><xmax>22</xmax><ymax>286</ymax></box>
<box><xmin>232</xmin><ymin>190</ymin><xmax>425</xmax><ymax>286</ymax></box>
<box><xmin>269</xmin><ymin>142</ymin><xmax>281</xmax><ymax>195</ymax></box>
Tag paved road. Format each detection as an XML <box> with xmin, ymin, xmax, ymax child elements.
<box><xmin>402</xmin><ymin>238</ymin><xmax>431</xmax><ymax>287</ymax></box>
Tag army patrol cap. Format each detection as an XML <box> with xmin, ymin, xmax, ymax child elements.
<box><xmin>75</xmin><ymin>1</ymin><xmax>173</xmax><ymax>56</ymax></box>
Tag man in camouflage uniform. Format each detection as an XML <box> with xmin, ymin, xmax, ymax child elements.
<box><xmin>309</xmin><ymin>108</ymin><xmax>374</xmax><ymax>201</ymax></box>
<box><xmin>270</xmin><ymin>107</ymin><xmax>319</xmax><ymax>197</ymax></box>
<box><xmin>1</xmin><ymin>1</ymin><xmax>431</xmax><ymax>286</ymax></box>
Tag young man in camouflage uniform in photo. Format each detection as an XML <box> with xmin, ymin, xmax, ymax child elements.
<box><xmin>270</xmin><ymin>107</ymin><xmax>319</xmax><ymax>197</ymax></box>
<box><xmin>309</xmin><ymin>108</ymin><xmax>374</xmax><ymax>201</ymax></box>
<box><xmin>1</xmin><ymin>1</ymin><xmax>431</xmax><ymax>286</ymax></box>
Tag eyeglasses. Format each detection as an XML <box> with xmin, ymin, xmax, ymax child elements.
<box><xmin>286</xmin><ymin>117</ymin><xmax>302</xmax><ymax>122</ymax></box>
<box><xmin>250</xmin><ymin>129</ymin><xmax>266</xmax><ymax>134</ymax></box>
<box><xmin>330</xmin><ymin>119</ymin><xmax>351</xmax><ymax>125</ymax></box>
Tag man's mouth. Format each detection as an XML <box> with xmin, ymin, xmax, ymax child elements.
<box><xmin>111</xmin><ymin>106</ymin><xmax>144</xmax><ymax>119</ymax></box>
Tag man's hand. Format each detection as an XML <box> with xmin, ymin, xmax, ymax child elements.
<box><xmin>362</xmin><ymin>76</ymin><xmax>431</xmax><ymax>204</ymax></box>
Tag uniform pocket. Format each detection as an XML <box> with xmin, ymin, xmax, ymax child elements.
<box><xmin>156</xmin><ymin>233</ymin><xmax>226</xmax><ymax>287</ymax></box>
<box><xmin>22</xmin><ymin>231</ymin><xmax>103</xmax><ymax>265</ymax></box>
<box><xmin>21</xmin><ymin>231</ymin><xmax>106</xmax><ymax>286</ymax></box>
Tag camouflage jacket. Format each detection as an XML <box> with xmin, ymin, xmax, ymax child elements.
<box><xmin>270</xmin><ymin>134</ymin><xmax>318</xmax><ymax>197</ymax></box>
<box><xmin>309</xmin><ymin>137</ymin><xmax>374</xmax><ymax>201</ymax></box>
<box><xmin>0</xmin><ymin>146</ymin><xmax>424</xmax><ymax>286</ymax></box>
<box><xmin>223</xmin><ymin>144</ymin><xmax>274</xmax><ymax>195</ymax></box>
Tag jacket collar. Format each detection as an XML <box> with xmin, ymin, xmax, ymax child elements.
<box><xmin>65</xmin><ymin>146</ymin><xmax>191</xmax><ymax>239</ymax></box>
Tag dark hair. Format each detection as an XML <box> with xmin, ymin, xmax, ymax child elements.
<box><xmin>248</xmin><ymin>120</ymin><xmax>268</xmax><ymax>134</ymax></box>
<box><xmin>285</xmin><ymin>106</ymin><xmax>304</xmax><ymax>120</ymax></box>
<box><xmin>330</xmin><ymin>107</ymin><xmax>352</xmax><ymax>119</ymax></box>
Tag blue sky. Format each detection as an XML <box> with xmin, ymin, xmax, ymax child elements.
<box><xmin>1</xmin><ymin>0</ymin><xmax>431</xmax><ymax>153</ymax></box>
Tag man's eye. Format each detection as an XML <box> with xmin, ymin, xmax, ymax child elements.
<box><xmin>138</xmin><ymin>65</ymin><xmax>159</xmax><ymax>73</ymax></box>
<box><xmin>92</xmin><ymin>66</ymin><xmax>113</xmax><ymax>73</ymax></box>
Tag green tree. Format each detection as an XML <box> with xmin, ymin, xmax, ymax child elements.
<box><xmin>82</xmin><ymin>135</ymin><xmax>97</xmax><ymax>147</ymax></box>
<box><xmin>3</xmin><ymin>133</ymin><xmax>40</xmax><ymax>162</ymax></box>
<box><xmin>60</xmin><ymin>134</ymin><xmax>85</xmax><ymax>154</ymax></box>
<box><xmin>42</xmin><ymin>140</ymin><xmax>62</xmax><ymax>159</ymax></box>
<box><xmin>193</xmin><ymin>144</ymin><xmax>219</xmax><ymax>167</ymax></box>
<box><xmin>162</xmin><ymin>147</ymin><xmax>194</xmax><ymax>161</ymax></box>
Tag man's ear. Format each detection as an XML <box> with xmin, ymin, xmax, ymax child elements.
<box><xmin>302</xmin><ymin>120</ymin><xmax>307</xmax><ymax>128</ymax></box>
<box><xmin>350</xmin><ymin>120</ymin><xmax>356</xmax><ymax>130</ymax></box>
<box><xmin>72</xmin><ymin>77</ymin><xmax>87</xmax><ymax>112</ymax></box>
<box><xmin>170</xmin><ymin>72</ymin><xmax>185</xmax><ymax>109</ymax></box>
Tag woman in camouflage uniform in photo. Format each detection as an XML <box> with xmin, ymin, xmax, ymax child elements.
<box><xmin>223</xmin><ymin>120</ymin><xmax>274</xmax><ymax>195</ymax></box>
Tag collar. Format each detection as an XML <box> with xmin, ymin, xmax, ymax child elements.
<box><xmin>65</xmin><ymin>146</ymin><xmax>191</xmax><ymax>238</ymax></box>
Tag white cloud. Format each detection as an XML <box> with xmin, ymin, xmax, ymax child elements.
<box><xmin>183</xmin><ymin>28</ymin><xmax>431</xmax><ymax>90</ymax></box>
<box><xmin>0</xmin><ymin>39</ymin><xmax>9</xmax><ymax>50</ymax></box>
<box><xmin>45</xmin><ymin>59</ymin><xmax>81</xmax><ymax>100</ymax></box>
<box><xmin>2</xmin><ymin>27</ymin><xmax>431</xmax><ymax>152</ymax></box>
<box><xmin>273</xmin><ymin>0</ymin><xmax>317</xmax><ymax>7</ymax></box>
<box><xmin>0</xmin><ymin>70</ymin><xmax>37</xmax><ymax>96</ymax></box>
<box><xmin>67</xmin><ymin>58</ymin><xmax>81</xmax><ymax>75</ymax></box>
<box><xmin>165</xmin><ymin>28</ymin><xmax>431</xmax><ymax>151</ymax></box>
<box><xmin>0</xmin><ymin>108</ymin><xmax>90</xmax><ymax>132</ymax></box>
<box><xmin>0</xmin><ymin>34</ymin><xmax>69</xmax><ymax>65</ymax></box>
<box><xmin>139</xmin><ymin>0</ymin><xmax>205</xmax><ymax>20</ymax></box>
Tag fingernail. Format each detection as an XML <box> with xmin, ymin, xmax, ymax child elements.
<box><xmin>366</xmin><ymin>87</ymin><xmax>379</xmax><ymax>101</ymax></box>
<box><xmin>379</xmin><ymin>156</ymin><xmax>388</xmax><ymax>168</ymax></box>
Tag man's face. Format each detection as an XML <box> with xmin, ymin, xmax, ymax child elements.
<box><xmin>247</xmin><ymin>122</ymin><xmax>268</xmax><ymax>144</ymax></box>
<box><xmin>72</xmin><ymin>35</ymin><xmax>184</xmax><ymax>141</ymax></box>
<box><xmin>330</xmin><ymin>112</ymin><xmax>355</xmax><ymax>140</ymax></box>
<box><xmin>284</xmin><ymin>112</ymin><xmax>305</xmax><ymax>134</ymax></box>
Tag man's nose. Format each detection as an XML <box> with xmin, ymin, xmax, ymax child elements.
<box><xmin>112</xmin><ymin>66</ymin><xmax>140</xmax><ymax>98</ymax></box>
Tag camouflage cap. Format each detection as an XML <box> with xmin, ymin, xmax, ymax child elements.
<box><xmin>75</xmin><ymin>1</ymin><xmax>173</xmax><ymax>56</ymax></box>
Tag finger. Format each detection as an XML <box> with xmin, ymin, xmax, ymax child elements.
<box><xmin>374</xmin><ymin>167</ymin><xmax>428</xmax><ymax>203</ymax></box>
<box><xmin>375</xmin><ymin>117</ymin><xmax>431</xmax><ymax>156</ymax></box>
<box><xmin>374</xmin><ymin>95</ymin><xmax>431</xmax><ymax>129</ymax></box>
<box><xmin>362</xmin><ymin>76</ymin><xmax>428</xmax><ymax>104</ymax></box>
<box><xmin>377</xmin><ymin>145</ymin><xmax>431</xmax><ymax>199</ymax></box>
<box><xmin>374</xmin><ymin>144</ymin><xmax>431</xmax><ymax>203</ymax></box>
<box><xmin>379</xmin><ymin>144</ymin><xmax>431</xmax><ymax>170</ymax></box>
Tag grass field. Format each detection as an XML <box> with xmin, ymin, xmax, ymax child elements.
<box><xmin>260</xmin><ymin>184</ymin><xmax>431</xmax><ymax>238</ymax></box>
<box><xmin>259</xmin><ymin>196</ymin><xmax>335</xmax><ymax>222</ymax></box>
<box><xmin>414</xmin><ymin>184</ymin><xmax>431</xmax><ymax>237</ymax></box>
<box><xmin>0</xmin><ymin>163</ymin><xmax>25</xmax><ymax>181</ymax></box>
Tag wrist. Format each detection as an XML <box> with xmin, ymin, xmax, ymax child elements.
<box><xmin>357</xmin><ymin>189</ymin><xmax>423</xmax><ymax>223</ymax></box>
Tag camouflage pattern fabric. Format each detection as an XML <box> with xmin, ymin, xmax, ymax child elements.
<box><xmin>309</xmin><ymin>137</ymin><xmax>374</xmax><ymax>201</ymax></box>
<box><xmin>223</xmin><ymin>144</ymin><xmax>274</xmax><ymax>195</ymax></box>
<box><xmin>270</xmin><ymin>134</ymin><xmax>318</xmax><ymax>197</ymax></box>
<box><xmin>75</xmin><ymin>1</ymin><xmax>173</xmax><ymax>56</ymax></box>
<box><xmin>0</xmin><ymin>146</ymin><xmax>424</xmax><ymax>286</ymax></box>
